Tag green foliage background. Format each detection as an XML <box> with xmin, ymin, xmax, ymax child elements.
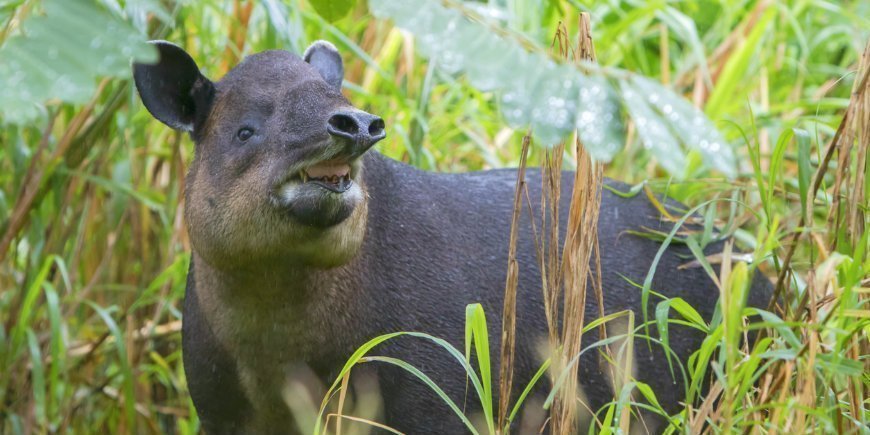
<box><xmin>0</xmin><ymin>0</ymin><xmax>867</xmax><ymax>433</ymax></box>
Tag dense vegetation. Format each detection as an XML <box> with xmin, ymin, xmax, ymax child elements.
<box><xmin>0</xmin><ymin>0</ymin><xmax>867</xmax><ymax>433</ymax></box>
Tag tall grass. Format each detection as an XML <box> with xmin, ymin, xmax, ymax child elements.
<box><xmin>0</xmin><ymin>0</ymin><xmax>867</xmax><ymax>434</ymax></box>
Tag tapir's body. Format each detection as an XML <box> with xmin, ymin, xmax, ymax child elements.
<box><xmin>133</xmin><ymin>41</ymin><xmax>771</xmax><ymax>434</ymax></box>
<box><xmin>182</xmin><ymin>152</ymin><xmax>768</xmax><ymax>434</ymax></box>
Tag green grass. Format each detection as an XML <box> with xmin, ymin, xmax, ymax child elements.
<box><xmin>1</xmin><ymin>0</ymin><xmax>868</xmax><ymax>433</ymax></box>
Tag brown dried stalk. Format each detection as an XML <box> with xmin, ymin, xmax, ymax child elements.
<box><xmin>497</xmin><ymin>132</ymin><xmax>531</xmax><ymax>433</ymax></box>
<box><xmin>550</xmin><ymin>13</ymin><xmax>605</xmax><ymax>435</ymax></box>
<box><xmin>541</xmin><ymin>22</ymin><xmax>569</xmax><ymax>434</ymax></box>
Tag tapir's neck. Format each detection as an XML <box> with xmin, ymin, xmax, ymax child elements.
<box><xmin>189</xmin><ymin>250</ymin><xmax>372</xmax><ymax>430</ymax></box>
<box><xmin>191</xmin><ymin>247</ymin><xmax>371</xmax><ymax>362</ymax></box>
<box><xmin>198</xmin><ymin>255</ymin><xmax>337</xmax><ymax>300</ymax></box>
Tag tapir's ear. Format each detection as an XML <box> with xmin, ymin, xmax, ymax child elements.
<box><xmin>133</xmin><ymin>40</ymin><xmax>214</xmax><ymax>132</ymax></box>
<box><xmin>303</xmin><ymin>40</ymin><xmax>344</xmax><ymax>91</ymax></box>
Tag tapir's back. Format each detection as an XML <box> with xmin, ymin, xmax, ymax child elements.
<box><xmin>359</xmin><ymin>152</ymin><xmax>770</xmax><ymax>433</ymax></box>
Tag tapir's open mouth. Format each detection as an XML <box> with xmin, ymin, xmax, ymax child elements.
<box><xmin>274</xmin><ymin>156</ymin><xmax>364</xmax><ymax>226</ymax></box>
<box><xmin>299</xmin><ymin>161</ymin><xmax>353</xmax><ymax>193</ymax></box>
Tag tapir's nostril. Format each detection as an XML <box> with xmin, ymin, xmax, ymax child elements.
<box><xmin>328</xmin><ymin>113</ymin><xmax>359</xmax><ymax>136</ymax></box>
<box><xmin>369</xmin><ymin>118</ymin><xmax>385</xmax><ymax>138</ymax></box>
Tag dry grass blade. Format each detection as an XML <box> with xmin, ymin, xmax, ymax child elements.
<box><xmin>542</xmin><ymin>145</ymin><xmax>564</xmax><ymax>352</ymax></box>
<box><xmin>690</xmin><ymin>381</ymin><xmax>723</xmax><ymax>433</ymax></box>
<box><xmin>838</xmin><ymin>40</ymin><xmax>869</xmax><ymax>249</ymax></box>
<box><xmin>541</xmin><ymin>21</ymin><xmax>569</xmax><ymax>434</ymax></box>
<box><xmin>324</xmin><ymin>414</ymin><xmax>405</xmax><ymax>435</ymax></box>
<box><xmin>335</xmin><ymin>371</ymin><xmax>351</xmax><ymax>435</ymax></box>
<box><xmin>548</xmin><ymin>13</ymin><xmax>605</xmax><ymax>434</ymax></box>
<box><xmin>497</xmin><ymin>132</ymin><xmax>531</xmax><ymax>433</ymax></box>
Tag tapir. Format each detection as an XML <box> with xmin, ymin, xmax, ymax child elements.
<box><xmin>132</xmin><ymin>40</ymin><xmax>771</xmax><ymax>434</ymax></box>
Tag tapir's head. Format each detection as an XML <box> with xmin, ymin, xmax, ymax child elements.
<box><xmin>133</xmin><ymin>41</ymin><xmax>384</xmax><ymax>269</ymax></box>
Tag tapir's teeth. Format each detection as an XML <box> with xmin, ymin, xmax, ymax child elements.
<box><xmin>296</xmin><ymin>163</ymin><xmax>353</xmax><ymax>187</ymax></box>
<box><xmin>305</xmin><ymin>162</ymin><xmax>350</xmax><ymax>179</ymax></box>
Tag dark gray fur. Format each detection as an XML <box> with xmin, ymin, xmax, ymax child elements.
<box><xmin>133</xmin><ymin>41</ymin><xmax>772</xmax><ymax>434</ymax></box>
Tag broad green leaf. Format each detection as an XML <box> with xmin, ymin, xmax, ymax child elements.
<box><xmin>0</xmin><ymin>0</ymin><xmax>156</xmax><ymax>124</ymax></box>
<box><xmin>629</xmin><ymin>75</ymin><xmax>737</xmax><ymax>177</ymax></box>
<box><xmin>620</xmin><ymin>78</ymin><xmax>686</xmax><ymax>175</ymax></box>
<box><xmin>368</xmin><ymin>0</ymin><xmax>736</xmax><ymax>176</ymax></box>
<box><xmin>309</xmin><ymin>0</ymin><xmax>355</xmax><ymax>22</ymax></box>
<box><xmin>574</xmin><ymin>74</ymin><xmax>625</xmax><ymax>161</ymax></box>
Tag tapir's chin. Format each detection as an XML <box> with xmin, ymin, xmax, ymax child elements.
<box><xmin>275</xmin><ymin>179</ymin><xmax>363</xmax><ymax>228</ymax></box>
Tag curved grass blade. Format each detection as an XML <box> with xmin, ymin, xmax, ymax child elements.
<box><xmin>316</xmin><ymin>331</ymin><xmax>487</xmax><ymax>435</ymax></box>
<box><xmin>464</xmin><ymin>303</ymin><xmax>494</xmax><ymax>432</ymax></box>
<box><xmin>364</xmin><ymin>356</ymin><xmax>479</xmax><ymax>435</ymax></box>
<box><xmin>506</xmin><ymin>357</ymin><xmax>550</xmax><ymax>428</ymax></box>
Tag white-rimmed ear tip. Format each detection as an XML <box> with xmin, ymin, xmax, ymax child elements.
<box><xmin>303</xmin><ymin>40</ymin><xmax>339</xmax><ymax>61</ymax></box>
<box><xmin>148</xmin><ymin>39</ymin><xmax>174</xmax><ymax>45</ymax></box>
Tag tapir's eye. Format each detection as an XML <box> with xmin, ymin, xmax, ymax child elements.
<box><xmin>236</xmin><ymin>127</ymin><xmax>254</xmax><ymax>142</ymax></box>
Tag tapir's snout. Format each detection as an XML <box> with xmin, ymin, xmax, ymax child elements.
<box><xmin>327</xmin><ymin>109</ymin><xmax>386</xmax><ymax>157</ymax></box>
